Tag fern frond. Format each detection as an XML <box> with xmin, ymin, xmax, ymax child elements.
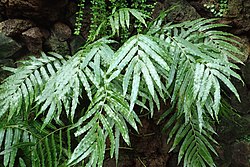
<box><xmin>0</xmin><ymin>14</ymin><xmax>245</xmax><ymax>167</ymax></box>
<box><xmin>165</xmin><ymin>112</ymin><xmax>217</xmax><ymax>167</ymax></box>
<box><xmin>107</xmin><ymin>34</ymin><xmax>171</xmax><ymax>113</ymax></box>
<box><xmin>0</xmin><ymin>53</ymin><xmax>66</xmax><ymax>121</ymax></box>
<box><xmin>29</xmin><ymin>125</ymin><xmax>70</xmax><ymax>167</ymax></box>
<box><xmin>157</xmin><ymin>18</ymin><xmax>243</xmax><ymax>167</ymax></box>
<box><xmin>0</xmin><ymin>127</ymin><xmax>22</xmax><ymax>167</ymax></box>
<box><xmin>0</xmin><ymin>120</ymin><xmax>35</xmax><ymax>167</ymax></box>
<box><xmin>36</xmin><ymin>39</ymin><xmax>115</xmax><ymax>128</ymax></box>
<box><xmin>91</xmin><ymin>8</ymin><xmax>148</xmax><ymax>40</ymax></box>
<box><xmin>68</xmin><ymin>85</ymin><xmax>140</xmax><ymax>166</ymax></box>
<box><xmin>109</xmin><ymin>8</ymin><xmax>148</xmax><ymax>35</ymax></box>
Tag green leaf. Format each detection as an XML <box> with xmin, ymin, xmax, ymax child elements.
<box><xmin>170</xmin><ymin>123</ymin><xmax>191</xmax><ymax>152</ymax></box>
<box><xmin>130</xmin><ymin>62</ymin><xmax>141</xmax><ymax>112</ymax></box>
<box><xmin>68</xmin><ymin>124</ymin><xmax>98</xmax><ymax>166</ymax></box>
<box><xmin>97</xmin><ymin>127</ymin><xmax>105</xmax><ymax>167</ymax></box>
<box><xmin>212</xmin><ymin>69</ymin><xmax>240</xmax><ymax>101</ymax></box>
<box><xmin>98</xmin><ymin>113</ymin><xmax>115</xmax><ymax>157</ymax></box>
<box><xmin>124</xmin><ymin>9</ymin><xmax>130</xmax><ymax>29</ymax></box>
<box><xmin>104</xmin><ymin>104</ymin><xmax>130</xmax><ymax>145</ymax></box>
<box><xmin>115</xmin><ymin>127</ymin><xmax>120</xmax><ymax>165</ymax></box>
<box><xmin>140</xmin><ymin>51</ymin><xmax>162</xmax><ymax>91</ymax></box>
<box><xmin>19</xmin><ymin>158</ymin><xmax>27</xmax><ymax>167</ymax></box>
<box><xmin>139</xmin><ymin>59</ymin><xmax>155</xmax><ymax>98</ymax></box>
<box><xmin>212</xmin><ymin>77</ymin><xmax>221</xmax><ymax>119</ymax></box>
<box><xmin>129</xmin><ymin>9</ymin><xmax>147</xmax><ymax>27</ymax></box>
<box><xmin>107</xmin><ymin>36</ymin><xmax>137</xmax><ymax>74</ymax></box>
<box><xmin>123</xmin><ymin>57</ymin><xmax>138</xmax><ymax>96</ymax></box>
<box><xmin>193</xmin><ymin>63</ymin><xmax>205</xmax><ymax>99</ymax></box>
<box><xmin>178</xmin><ymin>130</ymin><xmax>194</xmax><ymax>164</ymax></box>
<box><xmin>4</xmin><ymin>128</ymin><xmax>13</xmax><ymax>166</ymax></box>
<box><xmin>45</xmin><ymin>137</ymin><xmax>52</xmax><ymax>167</ymax></box>
<box><xmin>42</xmin><ymin>101</ymin><xmax>56</xmax><ymax>129</ymax></box>
<box><xmin>119</xmin><ymin>9</ymin><xmax>126</xmax><ymax>29</ymax></box>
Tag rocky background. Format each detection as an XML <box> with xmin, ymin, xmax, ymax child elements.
<box><xmin>0</xmin><ymin>0</ymin><xmax>249</xmax><ymax>166</ymax></box>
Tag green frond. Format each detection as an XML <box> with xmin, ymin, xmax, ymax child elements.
<box><xmin>107</xmin><ymin>34</ymin><xmax>171</xmax><ymax>113</ymax></box>
<box><xmin>93</xmin><ymin>8</ymin><xmax>148</xmax><ymax>38</ymax></box>
<box><xmin>68</xmin><ymin>85</ymin><xmax>140</xmax><ymax>166</ymax></box>
<box><xmin>26</xmin><ymin>122</ymin><xmax>71</xmax><ymax>167</ymax></box>
<box><xmin>36</xmin><ymin>39</ymin><xmax>115</xmax><ymax>128</ymax></box>
<box><xmin>0</xmin><ymin>119</ymin><xmax>69</xmax><ymax>167</ymax></box>
<box><xmin>166</xmin><ymin>116</ymin><xmax>217</xmax><ymax>167</ymax></box>
<box><xmin>109</xmin><ymin>8</ymin><xmax>148</xmax><ymax>35</ymax></box>
<box><xmin>0</xmin><ymin>52</ymin><xmax>66</xmax><ymax>120</ymax></box>
<box><xmin>36</xmin><ymin>55</ymin><xmax>84</xmax><ymax>128</ymax></box>
<box><xmin>157</xmin><ymin>18</ymin><xmax>243</xmax><ymax>167</ymax></box>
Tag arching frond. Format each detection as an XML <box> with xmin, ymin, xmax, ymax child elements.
<box><xmin>156</xmin><ymin>18</ymin><xmax>243</xmax><ymax>167</ymax></box>
<box><xmin>107</xmin><ymin>34</ymin><xmax>171</xmax><ymax>114</ymax></box>
<box><xmin>0</xmin><ymin>53</ymin><xmax>66</xmax><ymax>121</ymax></box>
<box><xmin>36</xmin><ymin>38</ymin><xmax>115</xmax><ymax>128</ymax></box>
<box><xmin>67</xmin><ymin>85</ymin><xmax>140</xmax><ymax>166</ymax></box>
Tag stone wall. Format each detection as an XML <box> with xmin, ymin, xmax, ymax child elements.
<box><xmin>0</xmin><ymin>0</ymin><xmax>86</xmax><ymax>80</ymax></box>
<box><xmin>0</xmin><ymin>0</ymin><xmax>249</xmax><ymax>166</ymax></box>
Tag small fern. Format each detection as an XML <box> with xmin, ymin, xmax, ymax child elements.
<box><xmin>74</xmin><ymin>0</ymin><xmax>154</xmax><ymax>40</ymax></box>
<box><xmin>90</xmin><ymin>7</ymin><xmax>149</xmax><ymax>41</ymax></box>
<box><xmin>0</xmin><ymin>7</ymin><xmax>243</xmax><ymax>167</ymax></box>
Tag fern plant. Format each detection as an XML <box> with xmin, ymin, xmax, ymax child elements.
<box><xmin>0</xmin><ymin>6</ymin><xmax>243</xmax><ymax>167</ymax></box>
<box><xmin>74</xmin><ymin>0</ymin><xmax>155</xmax><ymax>39</ymax></box>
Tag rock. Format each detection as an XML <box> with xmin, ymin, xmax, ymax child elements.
<box><xmin>70</xmin><ymin>35</ymin><xmax>85</xmax><ymax>54</ymax></box>
<box><xmin>65</xmin><ymin>1</ymin><xmax>78</xmax><ymax>19</ymax></box>
<box><xmin>231</xmin><ymin>141</ymin><xmax>250</xmax><ymax>167</ymax></box>
<box><xmin>243</xmin><ymin>0</ymin><xmax>250</xmax><ymax>18</ymax></box>
<box><xmin>166</xmin><ymin>0</ymin><xmax>200</xmax><ymax>22</ymax></box>
<box><xmin>216</xmin><ymin>114</ymin><xmax>250</xmax><ymax>166</ymax></box>
<box><xmin>0</xmin><ymin>19</ymin><xmax>34</xmax><ymax>36</ymax></box>
<box><xmin>0</xmin><ymin>33</ymin><xmax>22</xmax><ymax>58</ymax></box>
<box><xmin>52</xmin><ymin>22</ymin><xmax>72</xmax><ymax>42</ymax></box>
<box><xmin>39</xmin><ymin>28</ymin><xmax>50</xmax><ymax>40</ymax></box>
<box><xmin>238</xmin><ymin>36</ymin><xmax>250</xmax><ymax>63</ymax></box>
<box><xmin>231</xmin><ymin>18</ymin><xmax>250</xmax><ymax>34</ymax></box>
<box><xmin>153</xmin><ymin>0</ymin><xmax>200</xmax><ymax>22</ymax></box>
<box><xmin>45</xmin><ymin>34</ymin><xmax>70</xmax><ymax>56</ymax></box>
<box><xmin>229</xmin><ymin>79</ymin><xmax>250</xmax><ymax>114</ymax></box>
<box><xmin>21</xmin><ymin>27</ymin><xmax>43</xmax><ymax>53</ymax></box>
<box><xmin>217</xmin><ymin>114</ymin><xmax>250</xmax><ymax>144</ymax></box>
<box><xmin>224</xmin><ymin>0</ymin><xmax>250</xmax><ymax>34</ymax></box>
<box><xmin>3</xmin><ymin>0</ymin><xmax>69</xmax><ymax>24</ymax></box>
<box><xmin>0</xmin><ymin>2</ymin><xmax>3</xmax><ymax>22</ymax></box>
<box><xmin>43</xmin><ymin>22</ymin><xmax>72</xmax><ymax>55</ymax></box>
<box><xmin>227</xmin><ymin>0</ymin><xmax>243</xmax><ymax>17</ymax></box>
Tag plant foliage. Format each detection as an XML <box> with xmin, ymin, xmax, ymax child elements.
<box><xmin>74</xmin><ymin>0</ymin><xmax>155</xmax><ymax>39</ymax></box>
<box><xmin>0</xmin><ymin>4</ymin><xmax>243</xmax><ymax>167</ymax></box>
